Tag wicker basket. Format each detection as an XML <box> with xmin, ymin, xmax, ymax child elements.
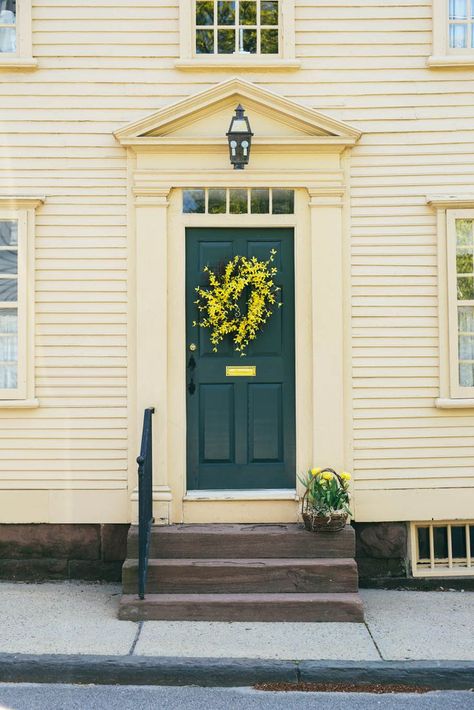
<box><xmin>301</xmin><ymin>468</ymin><xmax>348</xmax><ymax>533</ymax></box>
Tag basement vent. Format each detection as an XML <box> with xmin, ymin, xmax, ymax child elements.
<box><xmin>411</xmin><ymin>522</ymin><xmax>474</xmax><ymax>577</ymax></box>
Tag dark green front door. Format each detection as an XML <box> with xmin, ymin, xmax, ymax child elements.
<box><xmin>186</xmin><ymin>227</ymin><xmax>295</xmax><ymax>490</ymax></box>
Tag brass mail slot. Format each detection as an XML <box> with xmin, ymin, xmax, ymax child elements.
<box><xmin>226</xmin><ymin>365</ymin><xmax>256</xmax><ymax>377</ymax></box>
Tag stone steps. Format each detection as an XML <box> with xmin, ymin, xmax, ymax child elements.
<box><xmin>118</xmin><ymin>592</ymin><xmax>364</xmax><ymax>622</ymax></box>
<box><xmin>119</xmin><ymin>523</ymin><xmax>364</xmax><ymax>622</ymax></box>
<box><xmin>126</xmin><ymin>523</ymin><xmax>355</xmax><ymax>559</ymax></box>
<box><xmin>122</xmin><ymin>557</ymin><xmax>358</xmax><ymax>594</ymax></box>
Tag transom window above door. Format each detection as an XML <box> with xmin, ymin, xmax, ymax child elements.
<box><xmin>183</xmin><ymin>187</ymin><xmax>294</xmax><ymax>214</ymax></box>
<box><xmin>195</xmin><ymin>1</ymin><xmax>280</xmax><ymax>55</ymax></box>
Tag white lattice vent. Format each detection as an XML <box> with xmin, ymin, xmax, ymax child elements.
<box><xmin>411</xmin><ymin>522</ymin><xmax>474</xmax><ymax>577</ymax></box>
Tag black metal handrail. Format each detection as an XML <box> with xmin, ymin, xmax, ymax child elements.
<box><xmin>137</xmin><ymin>407</ymin><xmax>155</xmax><ymax>600</ymax></box>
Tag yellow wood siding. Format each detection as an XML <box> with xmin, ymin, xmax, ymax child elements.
<box><xmin>0</xmin><ymin>0</ymin><xmax>473</xmax><ymax>522</ymax></box>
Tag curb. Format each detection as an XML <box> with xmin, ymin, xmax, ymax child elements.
<box><xmin>0</xmin><ymin>654</ymin><xmax>473</xmax><ymax>689</ymax></box>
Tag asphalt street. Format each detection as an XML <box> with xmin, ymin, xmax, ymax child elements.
<box><xmin>0</xmin><ymin>685</ymin><xmax>472</xmax><ymax>710</ymax></box>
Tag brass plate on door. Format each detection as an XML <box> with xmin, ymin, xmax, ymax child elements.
<box><xmin>226</xmin><ymin>366</ymin><xmax>256</xmax><ymax>377</ymax></box>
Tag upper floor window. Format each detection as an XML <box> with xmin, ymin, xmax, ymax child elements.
<box><xmin>429</xmin><ymin>0</ymin><xmax>474</xmax><ymax>65</ymax></box>
<box><xmin>448</xmin><ymin>0</ymin><xmax>474</xmax><ymax>50</ymax></box>
<box><xmin>0</xmin><ymin>0</ymin><xmax>16</xmax><ymax>53</ymax></box>
<box><xmin>176</xmin><ymin>0</ymin><xmax>299</xmax><ymax>69</ymax></box>
<box><xmin>195</xmin><ymin>1</ymin><xmax>279</xmax><ymax>55</ymax></box>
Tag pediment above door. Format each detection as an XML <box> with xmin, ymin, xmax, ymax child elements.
<box><xmin>114</xmin><ymin>77</ymin><xmax>361</xmax><ymax>153</ymax></box>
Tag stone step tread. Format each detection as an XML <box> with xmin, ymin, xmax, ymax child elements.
<box><xmin>118</xmin><ymin>592</ymin><xmax>364</xmax><ymax>622</ymax></box>
<box><xmin>124</xmin><ymin>557</ymin><xmax>357</xmax><ymax>567</ymax></box>
<box><xmin>122</xmin><ymin>557</ymin><xmax>358</xmax><ymax>594</ymax></box>
<box><xmin>126</xmin><ymin>524</ymin><xmax>355</xmax><ymax>559</ymax></box>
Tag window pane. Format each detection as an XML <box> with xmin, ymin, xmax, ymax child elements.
<box><xmin>458</xmin><ymin>306</ymin><xmax>474</xmax><ymax>331</ymax></box>
<box><xmin>196</xmin><ymin>29</ymin><xmax>214</xmax><ymax>53</ymax></box>
<box><xmin>251</xmin><ymin>188</ymin><xmax>270</xmax><ymax>213</ymax></box>
<box><xmin>218</xmin><ymin>1</ymin><xmax>235</xmax><ymax>25</ymax></box>
<box><xmin>449</xmin><ymin>23</ymin><xmax>467</xmax><ymax>48</ymax></box>
<box><xmin>196</xmin><ymin>1</ymin><xmax>214</xmax><ymax>25</ymax></box>
<box><xmin>417</xmin><ymin>527</ymin><xmax>430</xmax><ymax>559</ymax></box>
<box><xmin>449</xmin><ymin>0</ymin><xmax>467</xmax><ymax>19</ymax></box>
<box><xmin>261</xmin><ymin>28</ymin><xmax>279</xmax><ymax>53</ymax></box>
<box><xmin>0</xmin><ymin>250</ymin><xmax>17</xmax><ymax>275</ymax></box>
<box><xmin>0</xmin><ymin>334</ymin><xmax>17</xmax><ymax>362</ymax></box>
<box><xmin>261</xmin><ymin>0</ymin><xmax>278</xmax><ymax>25</ymax></box>
<box><xmin>0</xmin><ymin>220</ymin><xmax>17</xmax><ymax>247</ymax></box>
<box><xmin>241</xmin><ymin>28</ymin><xmax>256</xmax><ymax>52</ymax></box>
<box><xmin>0</xmin><ymin>308</ymin><xmax>17</xmax><ymax>334</ymax></box>
<box><xmin>229</xmin><ymin>189</ymin><xmax>248</xmax><ymax>214</ymax></box>
<box><xmin>451</xmin><ymin>526</ymin><xmax>467</xmax><ymax>558</ymax></box>
<box><xmin>457</xmin><ymin>277</ymin><xmax>474</xmax><ymax>300</ymax></box>
<box><xmin>240</xmin><ymin>1</ymin><xmax>256</xmax><ymax>24</ymax></box>
<box><xmin>0</xmin><ymin>279</ymin><xmax>17</xmax><ymax>301</ymax></box>
<box><xmin>183</xmin><ymin>189</ymin><xmax>205</xmax><ymax>214</ymax></box>
<box><xmin>272</xmin><ymin>189</ymin><xmax>294</xmax><ymax>214</ymax></box>
<box><xmin>0</xmin><ymin>26</ymin><xmax>15</xmax><ymax>53</ymax></box>
<box><xmin>0</xmin><ymin>364</ymin><xmax>17</xmax><ymax>389</ymax></box>
<box><xmin>218</xmin><ymin>28</ymin><xmax>235</xmax><ymax>52</ymax></box>
<box><xmin>457</xmin><ymin>251</ymin><xmax>473</xmax><ymax>273</ymax></box>
<box><xmin>458</xmin><ymin>334</ymin><xmax>474</xmax><ymax>359</ymax></box>
<box><xmin>208</xmin><ymin>189</ymin><xmax>226</xmax><ymax>214</ymax></box>
<box><xmin>459</xmin><ymin>362</ymin><xmax>474</xmax><ymax>386</ymax></box>
<box><xmin>456</xmin><ymin>219</ymin><xmax>474</xmax><ymax>245</ymax></box>
<box><xmin>433</xmin><ymin>527</ymin><xmax>448</xmax><ymax>559</ymax></box>
<box><xmin>470</xmin><ymin>526</ymin><xmax>474</xmax><ymax>558</ymax></box>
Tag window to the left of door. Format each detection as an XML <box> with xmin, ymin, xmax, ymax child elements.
<box><xmin>0</xmin><ymin>218</ymin><xmax>21</xmax><ymax>397</ymax></box>
<box><xmin>0</xmin><ymin>1</ymin><xmax>36</xmax><ymax>69</ymax></box>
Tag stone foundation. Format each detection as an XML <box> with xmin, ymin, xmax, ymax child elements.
<box><xmin>353</xmin><ymin>521</ymin><xmax>409</xmax><ymax>586</ymax></box>
<box><xmin>0</xmin><ymin>524</ymin><xmax>129</xmax><ymax>582</ymax></box>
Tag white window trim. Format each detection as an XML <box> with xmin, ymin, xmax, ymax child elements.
<box><xmin>0</xmin><ymin>196</ymin><xmax>44</xmax><ymax>408</ymax></box>
<box><xmin>0</xmin><ymin>1</ymin><xmax>37</xmax><ymax>71</ymax></box>
<box><xmin>428</xmin><ymin>195</ymin><xmax>474</xmax><ymax>408</ymax></box>
<box><xmin>176</xmin><ymin>0</ymin><xmax>300</xmax><ymax>71</ymax></box>
<box><xmin>429</xmin><ymin>0</ymin><xmax>474</xmax><ymax>67</ymax></box>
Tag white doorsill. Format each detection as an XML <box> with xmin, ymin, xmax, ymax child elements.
<box><xmin>184</xmin><ymin>489</ymin><xmax>298</xmax><ymax>501</ymax></box>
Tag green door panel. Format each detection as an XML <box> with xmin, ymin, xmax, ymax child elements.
<box><xmin>186</xmin><ymin>227</ymin><xmax>295</xmax><ymax>490</ymax></box>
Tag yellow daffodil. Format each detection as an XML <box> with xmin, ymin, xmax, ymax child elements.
<box><xmin>322</xmin><ymin>471</ymin><xmax>333</xmax><ymax>481</ymax></box>
<box><xmin>310</xmin><ymin>467</ymin><xmax>322</xmax><ymax>476</ymax></box>
<box><xmin>340</xmin><ymin>472</ymin><xmax>351</xmax><ymax>481</ymax></box>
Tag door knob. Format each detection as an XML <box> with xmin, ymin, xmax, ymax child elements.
<box><xmin>189</xmin><ymin>343</ymin><xmax>197</xmax><ymax>352</ymax></box>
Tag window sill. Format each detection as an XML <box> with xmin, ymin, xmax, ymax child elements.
<box><xmin>435</xmin><ymin>397</ymin><xmax>474</xmax><ymax>409</ymax></box>
<box><xmin>0</xmin><ymin>57</ymin><xmax>38</xmax><ymax>71</ymax></box>
<box><xmin>184</xmin><ymin>489</ymin><xmax>298</xmax><ymax>501</ymax></box>
<box><xmin>175</xmin><ymin>57</ymin><xmax>301</xmax><ymax>71</ymax></box>
<box><xmin>0</xmin><ymin>398</ymin><xmax>39</xmax><ymax>409</ymax></box>
<box><xmin>427</xmin><ymin>55</ymin><xmax>474</xmax><ymax>68</ymax></box>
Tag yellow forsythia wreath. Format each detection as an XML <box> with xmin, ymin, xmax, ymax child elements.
<box><xmin>193</xmin><ymin>249</ymin><xmax>282</xmax><ymax>355</ymax></box>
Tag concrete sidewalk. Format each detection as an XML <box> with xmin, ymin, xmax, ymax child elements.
<box><xmin>0</xmin><ymin>582</ymin><xmax>472</xmax><ymax>688</ymax></box>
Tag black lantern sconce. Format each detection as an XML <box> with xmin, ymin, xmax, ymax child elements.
<box><xmin>226</xmin><ymin>105</ymin><xmax>253</xmax><ymax>170</ymax></box>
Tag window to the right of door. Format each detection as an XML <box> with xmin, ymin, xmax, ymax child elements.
<box><xmin>0</xmin><ymin>0</ymin><xmax>16</xmax><ymax>53</ymax></box>
<box><xmin>447</xmin><ymin>210</ymin><xmax>474</xmax><ymax>396</ymax></box>
<box><xmin>448</xmin><ymin>0</ymin><xmax>474</xmax><ymax>50</ymax></box>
